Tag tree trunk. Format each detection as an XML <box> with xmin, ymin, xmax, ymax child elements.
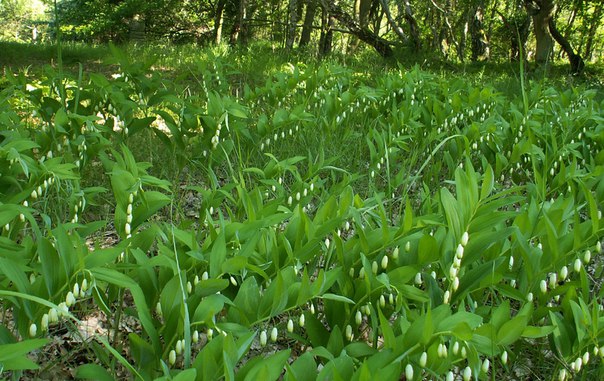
<box><xmin>319</xmin><ymin>0</ymin><xmax>393</xmax><ymax>57</ymax></box>
<box><xmin>359</xmin><ymin>0</ymin><xmax>372</xmax><ymax>29</ymax></box>
<box><xmin>214</xmin><ymin>0</ymin><xmax>226</xmax><ymax>44</ymax></box>
<box><xmin>319</xmin><ymin>5</ymin><xmax>334</xmax><ymax>57</ymax></box>
<box><xmin>470</xmin><ymin>3</ymin><xmax>489</xmax><ymax>61</ymax></box>
<box><xmin>299</xmin><ymin>0</ymin><xmax>317</xmax><ymax>47</ymax></box>
<box><xmin>525</xmin><ymin>0</ymin><xmax>555</xmax><ymax>64</ymax></box>
<box><xmin>286</xmin><ymin>0</ymin><xmax>299</xmax><ymax>50</ymax></box>
<box><xmin>230</xmin><ymin>0</ymin><xmax>247</xmax><ymax>45</ymax></box>
<box><xmin>402</xmin><ymin>0</ymin><xmax>421</xmax><ymax>50</ymax></box>
<box><xmin>378</xmin><ymin>0</ymin><xmax>407</xmax><ymax>43</ymax></box>
<box><xmin>548</xmin><ymin>17</ymin><xmax>584</xmax><ymax>73</ymax></box>
<box><xmin>584</xmin><ymin>1</ymin><xmax>603</xmax><ymax>61</ymax></box>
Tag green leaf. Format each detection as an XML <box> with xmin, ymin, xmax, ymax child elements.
<box><xmin>321</xmin><ymin>293</ymin><xmax>355</xmax><ymax>304</ymax></box>
<box><xmin>243</xmin><ymin>350</ymin><xmax>291</xmax><ymax>381</ymax></box>
<box><xmin>75</xmin><ymin>364</ymin><xmax>115</xmax><ymax>381</ymax></box>
<box><xmin>496</xmin><ymin>313</ymin><xmax>528</xmax><ymax>346</ymax></box>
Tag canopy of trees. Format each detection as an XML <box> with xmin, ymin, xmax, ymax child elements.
<box><xmin>2</xmin><ymin>0</ymin><xmax>603</xmax><ymax>71</ymax></box>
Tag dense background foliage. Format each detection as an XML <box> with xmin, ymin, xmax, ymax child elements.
<box><xmin>2</xmin><ymin>0</ymin><xmax>603</xmax><ymax>67</ymax></box>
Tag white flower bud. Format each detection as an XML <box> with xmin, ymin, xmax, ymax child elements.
<box><xmin>559</xmin><ymin>266</ymin><xmax>568</xmax><ymax>281</ymax></box>
<box><xmin>230</xmin><ymin>276</ymin><xmax>237</xmax><ymax>286</ymax></box>
<box><xmin>324</xmin><ymin>238</ymin><xmax>330</xmax><ymax>249</ymax></box>
<box><xmin>501</xmin><ymin>350</ymin><xmax>508</xmax><ymax>365</ymax></box>
<box><xmin>381</xmin><ymin>255</ymin><xmax>388</xmax><ymax>269</ymax></box>
<box><xmin>49</xmin><ymin>308</ymin><xmax>58</xmax><ymax>323</ymax></box>
<box><xmin>405</xmin><ymin>364</ymin><xmax>414</xmax><ymax>380</ymax></box>
<box><xmin>454</xmin><ymin>257</ymin><xmax>462</xmax><ymax>268</ymax></box>
<box><xmin>372</xmin><ymin>261</ymin><xmax>378</xmax><ymax>275</ymax></box>
<box><xmin>540</xmin><ymin>279</ymin><xmax>547</xmax><ymax>294</ymax></box>
<box><xmin>449</xmin><ymin>266</ymin><xmax>458</xmax><ymax>278</ymax></box>
<box><xmin>461</xmin><ymin>231</ymin><xmax>469</xmax><ymax>246</ymax></box>
<box><xmin>596</xmin><ymin>241</ymin><xmax>602</xmax><ymax>253</ymax></box>
<box><xmin>156</xmin><ymin>302</ymin><xmax>162</xmax><ymax>317</ymax></box>
<box><xmin>463</xmin><ymin>366</ymin><xmax>472</xmax><ymax>381</ymax></box>
<box><xmin>73</xmin><ymin>283</ymin><xmax>80</xmax><ymax>298</ymax></box>
<box><xmin>66</xmin><ymin>291</ymin><xmax>76</xmax><ymax>307</ymax></box>
<box><xmin>202</xmin><ymin>271</ymin><xmax>209</xmax><ymax>281</ymax></box>
<box><xmin>287</xmin><ymin>319</ymin><xmax>294</xmax><ymax>333</ymax></box>
<box><xmin>128</xmin><ymin>193</ymin><xmax>134</xmax><ymax>203</ymax></box>
<box><xmin>461</xmin><ymin>346</ymin><xmax>467</xmax><ymax>358</ymax></box>
<box><xmin>359</xmin><ymin>267</ymin><xmax>365</xmax><ymax>279</ymax></box>
<box><xmin>509</xmin><ymin>256</ymin><xmax>514</xmax><ymax>270</ymax></box>
<box><xmin>574</xmin><ymin>258</ymin><xmax>582</xmax><ymax>272</ymax></box>
<box><xmin>455</xmin><ymin>244</ymin><xmax>464</xmax><ymax>259</ymax></box>
<box><xmin>187</xmin><ymin>281</ymin><xmax>192</xmax><ymax>294</ymax></box>
<box><xmin>29</xmin><ymin>323</ymin><xmax>37</xmax><ymax>337</ymax></box>
<box><xmin>452</xmin><ymin>277</ymin><xmax>460</xmax><ymax>291</ymax></box>
<box><xmin>270</xmin><ymin>327</ymin><xmax>278</xmax><ymax>342</ymax></box>
<box><xmin>574</xmin><ymin>357</ymin><xmax>582</xmax><ymax>371</ymax></box>
<box><xmin>527</xmin><ymin>292</ymin><xmax>534</xmax><ymax>302</ymax></box>
<box><xmin>41</xmin><ymin>314</ymin><xmax>49</xmax><ymax>331</ymax></box>
<box><xmin>446</xmin><ymin>371</ymin><xmax>454</xmax><ymax>381</ymax></box>
<box><xmin>583</xmin><ymin>351</ymin><xmax>589</xmax><ymax>365</ymax></box>
<box><xmin>584</xmin><ymin>250</ymin><xmax>591</xmax><ymax>264</ymax></box>
<box><xmin>392</xmin><ymin>247</ymin><xmax>399</xmax><ymax>260</ymax></box>
<box><xmin>451</xmin><ymin>341</ymin><xmax>459</xmax><ymax>356</ymax></box>
<box><xmin>169</xmin><ymin>349</ymin><xmax>176</xmax><ymax>365</ymax></box>
<box><xmin>299</xmin><ymin>313</ymin><xmax>305</xmax><ymax>327</ymax></box>
<box><xmin>192</xmin><ymin>330</ymin><xmax>199</xmax><ymax>343</ymax></box>
<box><xmin>559</xmin><ymin>368</ymin><xmax>568</xmax><ymax>381</ymax></box>
<box><xmin>260</xmin><ymin>330</ymin><xmax>267</xmax><ymax>346</ymax></box>
<box><xmin>379</xmin><ymin>295</ymin><xmax>386</xmax><ymax>308</ymax></box>
<box><xmin>310</xmin><ymin>303</ymin><xmax>315</xmax><ymax>315</ymax></box>
<box><xmin>175</xmin><ymin>339</ymin><xmax>183</xmax><ymax>355</ymax></box>
<box><xmin>419</xmin><ymin>352</ymin><xmax>427</xmax><ymax>367</ymax></box>
<box><xmin>482</xmin><ymin>358</ymin><xmax>490</xmax><ymax>373</ymax></box>
<box><xmin>345</xmin><ymin>324</ymin><xmax>353</xmax><ymax>341</ymax></box>
<box><xmin>405</xmin><ymin>241</ymin><xmax>411</xmax><ymax>252</ymax></box>
<box><xmin>549</xmin><ymin>273</ymin><xmax>557</xmax><ymax>289</ymax></box>
<box><xmin>436</xmin><ymin>343</ymin><xmax>443</xmax><ymax>357</ymax></box>
<box><xmin>355</xmin><ymin>310</ymin><xmax>363</xmax><ymax>325</ymax></box>
<box><xmin>414</xmin><ymin>272</ymin><xmax>422</xmax><ymax>285</ymax></box>
<box><xmin>124</xmin><ymin>223</ymin><xmax>131</xmax><ymax>235</ymax></box>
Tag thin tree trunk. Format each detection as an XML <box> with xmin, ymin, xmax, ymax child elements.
<box><xmin>459</xmin><ymin>12</ymin><xmax>469</xmax><ymax>62</ymax></box>
<box><xmin>214</xmin><ymin>0</ymin><xmax>226</xmax><ymax>44</ymax></box>
<box><xmin>299</xmin><ymin>0</ymin><xmax>317</xmax><ymax>47</ymax></box>
<box><xmin>470</xmin><ymin>3</ymin><xmax>489</xmax><ymax>61</ymax></box>
<box><xmin>584</xmin><ymin>1</ymin><xmax>603</xmax><ymax>60</ymax></box>
<box><xmin>548</xmin><ymin>17</ymin><xmax>584</xmax><ymax>73</ymax></box>
<box><xmin>286</xmin><ymin>0</ymin><xmax>299</xmax><ymax>49</ymax></box>
<box><xmin>230</xmin><ymin>0</ymin><xmax>247</xmax><ymax>45</ymax></box>
<box><xmin>378</xmin><ymin>0</ymin><xmax>407</xmax><ymax>43</ymax></box>
<box><xmin>430</xmin><ymin>0</ymin><xmax>459</xmax><ymax>59</ymax></box>
<box><xmin>319</xmin><ymin>4</ymin><xmax>334</xmax><ymax>56</ymax></box>
<box><xmin>402</xmin><ymin>0</ymin><xmax>421</xmax><ymax>50</ymax></box>
<box><xmin>319</xmin><ymin>0</ymin><xmax>393</xmax><ymax>57</ymax></box>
